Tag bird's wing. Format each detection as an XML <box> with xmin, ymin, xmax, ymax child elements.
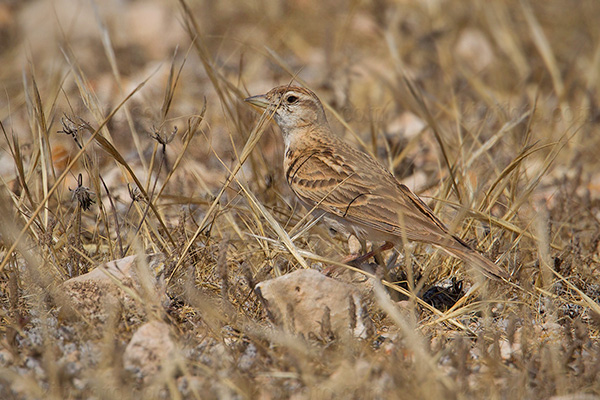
<box><xmin>285</xmin><ymin>143</ymin><xmax>452</xmax><ymax>244</ymax></box>
<box><xmin>286</xmin><ymin>142</ymin><xmax>508</xmax><ymax>280</ymax></box>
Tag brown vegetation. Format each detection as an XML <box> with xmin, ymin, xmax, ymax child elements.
<box><xmin>0</xmin><ymin>0</ymin><xmax>599</xmax><ymax>398</ymax></box>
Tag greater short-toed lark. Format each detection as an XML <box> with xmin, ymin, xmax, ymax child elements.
<box><xmin>245</xmin><ymin>85</ymin><xmax>507</xmax><ymax>280</ymax></box>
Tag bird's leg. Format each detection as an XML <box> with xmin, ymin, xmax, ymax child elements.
<box><xmin>345</xmin><ymin>241</ymin><xmax>402</xmax><ymax>300</ymax></box>
<box><xmin>326</xmin><ymin>241</ymin><xmax>395</xmax><ymax>277</ymax></box>
<box><xmin>373</xmin><ymin>242</ymin><xmax>402</xmax><ymax>301</ymax></box>
<box><xmin>373</xmin><ymin>242</ymin><xmax>394</xmax><ymax>267</ymax></box>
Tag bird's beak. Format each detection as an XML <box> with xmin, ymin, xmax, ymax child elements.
<box><xmin>244</xmin><ymin>94</ymin><xmax>270</xmax><ymax>109</ymax></box>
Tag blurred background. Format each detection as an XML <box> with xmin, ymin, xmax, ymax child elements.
<box><xmin>2</xmin><ymin>0</ymin><xmax>599</xmax><ymax>199</ymax></box>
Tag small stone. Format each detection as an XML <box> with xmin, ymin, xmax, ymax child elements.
<box><xmin>255</xmin><ymin>269</ymin><xmax>372</xmax><ymax>339</ymax></box>
<box><xmin>60</xmin><ymin>254</ymin><xmax>166</xmax><ymax>326</ymax></box>
<box><xmin>498</xmin><ymin>339</ymin><xmax>521</xmax><ymax>362</ymax></box>
<box><xmin>348</xmin><ymin>235</ymin><xmax>362</xmax><ymax>255</ymax></box>
<box><xmin>73</xmin><ymin>378</ymin><xmax>86</xmax><ymax>391</ymax></box>
<box><xmin>0</xmin><ymin>349</ymin><xmax>14</xmax><ymax>366</ymax></box>
<box><xmin>237</xmin><ymin>343</ymin><xmax>257</xmax><ymax>372</ymax></box>
<box><xmin>177</xmin><ymin>376</ymin><xmax>205</xmax><ymax>398</ymax></box>
<box><xmin>455</xmin><ymin>28</ymin><xmax>495</xmax><ymax>71</ymax></box>
<box><xmin>123</xmin><ymin>321</ymin><xmax>176</xmax><ymax>381</ymax></box>
<box><xmin>386</xmin><ymin>111</ymin><xmax>426</xmax><ymax>140</ymax></box>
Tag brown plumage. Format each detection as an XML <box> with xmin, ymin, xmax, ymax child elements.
<box><xmin>245</xmin><ymin>85</ymin><xmax>507</xmax><ymax>280</ymax></box>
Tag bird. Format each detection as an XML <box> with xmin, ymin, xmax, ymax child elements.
<box><xmin>245</xmin><ymin>85</ymin><xmax>507</xmax><ymax>280</ymax></box>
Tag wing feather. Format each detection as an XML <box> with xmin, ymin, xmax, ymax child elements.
<box><xmin>285</xmin><ymin>140</ymin><xmax>452</xmax><ymax>244</ymax></box>
<box><xmin>284</xmin><ymin>134</ymin><xmax>507</xmax><ymax>280</ymax></box>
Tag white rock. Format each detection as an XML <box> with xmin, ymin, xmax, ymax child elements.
<box><xmin>60</xmin><ymin>254</ymin><xmax>166</xmax><ymax>325</ymax></box>
<box><xmin>498</xmin><ymin>339</ymin><xmax>521</xmax><ymax>362</ymax></box>
<box><xmin>455</xmin><ymin>28</ymin><xmax>495</xmax><ymax>71</ymax></box>
<box><xmin>386</xmin><ymin>111</ymin><xmax>426</xmax><ymax>140</ymax></box>
<box><xmin>347</xmin><ymin>235</ymin><xmax>362</xmax><ymax>255</ymax></box>
<box><xmin>256</xmin><ymin>269</ymin><xmax>372</xmax><ymax>339</ymax></box>
<box><xmin>124</xmin><ymin>321</ymin><xmax>176</xmax><ymax>380</ymax></box>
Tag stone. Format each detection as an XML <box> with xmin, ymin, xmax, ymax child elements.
<box><xmin>255</xmin><ymin>269</ymin><xmax>372</xmax><ymax>339</ymax></box>
<box><xmin>455</xmin><ymin>28</ymin><xmax>495</xmax><ymax>72</ymax></box>
<box><xmin>60</xmin><ymin>254</ymin><xmax>166</xmax><ymax>325</ymax></box>
<box><xmin>124</xmin><ymin>321</ymin><xmax>176</xmax><ymax>381</ymax></box>
<box><xmin>386</xmin><ymin>111</ymin><xmax>426</xmax><ymax>140</ymax></box>
<box><xmin>347</xmin><ymin>235</ymin><xmax>362</xmax><ymax>255</ymax></box>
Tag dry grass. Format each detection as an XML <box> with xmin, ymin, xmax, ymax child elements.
<box><xmin>1</xmin><ymin>0</ymin><xmax>600</xmax><ymax>398</ymax></box>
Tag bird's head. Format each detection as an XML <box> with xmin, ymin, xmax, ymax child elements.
<box><xmin>245</xmin><ymin>85</ymin><xmax>328</xmax><ymax>145</ymax></box>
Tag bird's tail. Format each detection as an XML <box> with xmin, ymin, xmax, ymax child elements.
<box><xmin>440</xmin><ymin>236</ymin><xmax>508</xmax><ymax>281</ymax></box>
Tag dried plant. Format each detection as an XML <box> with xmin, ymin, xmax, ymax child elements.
<box><xmin>0</xmin><ymin>0</ymin><xmax>599</xmax><ymax>398</ymax></box>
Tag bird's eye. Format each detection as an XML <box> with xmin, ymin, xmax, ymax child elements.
<box><xmin>286</xmin><ymin>95</ymin><xmax>298</xmax><ymax>104</ymax></box>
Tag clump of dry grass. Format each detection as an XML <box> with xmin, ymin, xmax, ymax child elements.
<box><xmin>1</xmin><ymin>0</ymin><xmax>599</xmax><ymax>398</ymax></box>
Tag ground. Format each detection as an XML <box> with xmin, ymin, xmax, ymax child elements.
<box><xmin>0</xmin><ymin>0</ymin><xmax>599</xmax><ymax>399</ymax></box>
